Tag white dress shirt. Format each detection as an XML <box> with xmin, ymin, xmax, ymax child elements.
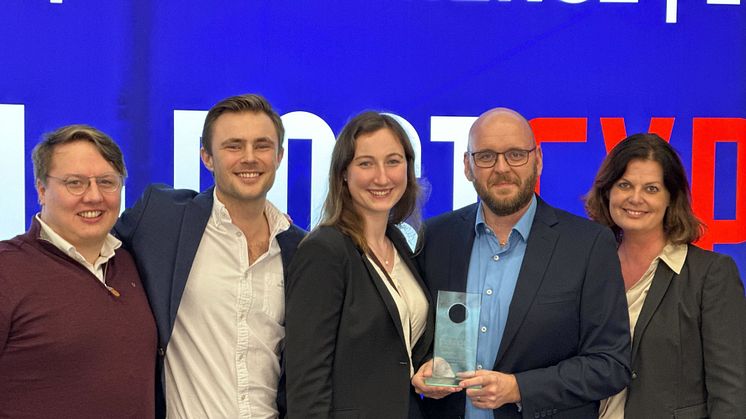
<box><xmin>164</xmin><ymin>194</ymin><xmax>289</xmax><ymax>419</ymax></box>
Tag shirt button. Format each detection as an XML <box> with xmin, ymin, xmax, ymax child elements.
<box><xmin>480</xmin><ymin>326</ymin><xmax>487</xmax><ymax>333</ymax></box>
<box><xmin>476</xmin><ymin>364</ymin><xmax>483</xmax><ymax>370</ymax></box>
<box><xmin>241</xmin><ymin>394</ymin><xmax>247</xmax><ymax>401</ymax></box>
<box><xmin>492</xmin><ymin>255</ymin><xmax>500</xmax><ymax>261</ymax></box>
<box><xmin>485</xmin><ymin>289</ymin><xmax>493</xmax><ymax>295</ymax></box>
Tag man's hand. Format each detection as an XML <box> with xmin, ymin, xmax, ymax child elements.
<box><xmin>411</xmin><ymin>359</ymin><xmax>463</xmax><ymax>400</ymax></box>
<box><xmin>459</xmin><ymin>370</ymin><xmax>520</xmax><ymax>410</ymax></box>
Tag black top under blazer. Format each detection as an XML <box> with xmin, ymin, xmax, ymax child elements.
<box><xmin>285</xmin><ymin>225</ymin><xmax>434</xmax><ymax>419</ymax></box>
<box><xmin>624</xmin><ymin>244</ymin><xmax>746</xmax><ymax>419</ymax></box>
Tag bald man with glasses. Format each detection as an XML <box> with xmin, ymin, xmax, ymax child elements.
<box><xmin>412</xmin><ymin>108</ymin><xmax>630</xmax><ymax>419</ymax></box>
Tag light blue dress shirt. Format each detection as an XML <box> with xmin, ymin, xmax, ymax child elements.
<box><xmin>465</xmin><ymin>196</ymin><xmax>536</xmax><ymax>419</ymax></box>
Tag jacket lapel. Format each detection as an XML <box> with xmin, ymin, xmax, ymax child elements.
<box><xmin>361</xmin><ymin>247</ymin><xmax>408</xmax><ymax>347</ymax></box>
<box><xmin>393</xmin><ymin>226</ymin><xmax>435</xmax><ymax>364</ymax></box>
<box><xmin>169</xmin><ymin>189</ymin><xmax>213</xmax><ymax>331</ymax></box>
<box><xmin>449</xmin><ymin>205</ymin><xmax>478</xmax><ymax>293</ymax></box>
<box><xmin>495</xmin><ymin>199</ymin><xmax>559</xmax><ymax>365</ymax></box>
<box><xmin>630</xmin><ymin>262</ymin><xmax>676</xmax><ymax>362</ymax></box>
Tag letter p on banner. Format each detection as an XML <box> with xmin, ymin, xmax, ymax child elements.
<box><xmin>691</xmin><ymin>118</ymin><xmax>746</xmax><ymax>249</ymax></box>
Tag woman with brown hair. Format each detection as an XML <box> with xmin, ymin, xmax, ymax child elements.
<box><xmin>585</xmin><ymin>133</ymin><xmax>745</xmax><ymax>418</ymax></box>
<box><xmin>285</xmin><ymin>111</ymin><xmax>433</xmax><ymax>418</ymax></box>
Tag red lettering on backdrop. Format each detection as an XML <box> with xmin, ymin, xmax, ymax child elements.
<box><xmin>600</xmin><ymin>117</ymin><xmax>675</xmax><ymax>152</ymax></box>
<box><xmin>528</xmin><ymin>118</ymin><xmax>587</xmax><ymax>193</ymax></box>
<box><xmin>691</xmin><ymin>118</ymin><xmax>746</xmax><ymax>249</ymax></box>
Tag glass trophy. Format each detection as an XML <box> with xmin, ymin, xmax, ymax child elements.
<box><xmin>425</xmin><ymin>290</ymin><xmax>481</xmax><ymax>387</ymax></box>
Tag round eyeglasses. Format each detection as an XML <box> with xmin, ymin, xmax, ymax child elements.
<box><xmin>46</xmin><ymin>174</ymin><xmax>123</xmax><ymax>195</ymax></box>
<box><xmin>469</xmin><ymin>147</ymin><xmax>536</xmax><ymax>168</ymax></box>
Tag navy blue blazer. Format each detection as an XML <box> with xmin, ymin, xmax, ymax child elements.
<box><xmin>114</xmin><ymin>184</ymin><xmax>305</xmax><ymax>417</ymax></box>
<box><xmin>417</xmin><ymin>197</ymin><xmax>631</xmax><ymax>419</ymax></box>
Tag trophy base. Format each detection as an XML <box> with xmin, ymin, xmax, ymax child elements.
<box><xmin>424</xmin><ymin>377</ymin><xmax>461</xmax><ymax>387</ymax></box>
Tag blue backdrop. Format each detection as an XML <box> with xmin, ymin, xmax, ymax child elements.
<box><xmin>1</xmin><ymin>0</ymin><xmax>744</xmax><ymax>278</ymax></box>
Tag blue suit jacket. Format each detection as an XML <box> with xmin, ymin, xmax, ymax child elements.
<box><xmin>417</xmin><ymin>197</ymin><xmax>631</xmax><ymax>419</ymax></box>
<box><xmin>114</xmin><ymin>184</ymin><xmax>306</xmax><ymax>417</ymax></box>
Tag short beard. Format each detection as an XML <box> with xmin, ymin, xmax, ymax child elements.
<box><xmin>473</xmin><ymin>165</ymin><xmax>537</xmax><ymax>217</ymax></box>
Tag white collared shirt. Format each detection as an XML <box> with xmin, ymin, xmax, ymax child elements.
<box><xmin>164</xmin><ymin>193</ymin><xmax>289</xmax><ymax>419</ymax></box>
<box><xmin>35</xmin><ymin>213</ymin><xmax>121</xmax><ymax>284</ymax></box>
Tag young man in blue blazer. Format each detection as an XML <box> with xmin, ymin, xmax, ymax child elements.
<box><xmin>115</xmin><ymin>94</ymin><xmax>305</xmax><ymax>418</ymax></box>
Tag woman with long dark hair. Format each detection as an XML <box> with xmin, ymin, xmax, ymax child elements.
<box><xmin>285</xmin><ymin>111</ymin><xmax>433</xmax><ymax>418</ymax></box>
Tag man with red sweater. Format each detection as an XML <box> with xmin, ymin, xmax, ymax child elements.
<box><xmin>0</xmin><ymin>125</ymin><xmax>157</xmax><ymax>418</ymax></box>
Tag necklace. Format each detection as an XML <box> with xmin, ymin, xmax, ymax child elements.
<box><xmin>382</xmin><ymin>239</ymin><xmax>393</xmax><ymax>265</ymax></box>
<box><xmin>368</xmin><ymin>240</ymin><xmax>400</xmax><ymax>294</ymax></box>
<box><xmin>371</xmin><ymin>239</ymin><xmax>394</xmax><ymax>266</ymax></box>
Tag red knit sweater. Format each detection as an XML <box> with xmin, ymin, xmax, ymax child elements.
<box><xmin>0</xmin><ymin>219</ymin><xmax>157</xmax><ymax>418</ymax></box>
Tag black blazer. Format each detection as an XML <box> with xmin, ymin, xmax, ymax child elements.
<box><xmin>417</xmin><ymin>198</ymin><xmax>631</xmax><ymax>419</ymax></box>
<box><xmin>285</xmin><ymin>225</ymin><xmax>434</xmax><ymax>419</ymax></box>
<box><xmin>625</xmin><ymin>244</ymin><xmax>746</xmax><ymax>419</ymax></box>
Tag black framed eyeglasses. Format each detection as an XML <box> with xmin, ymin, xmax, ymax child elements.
<box><xmin>469</xmin><ymin>147</ymin><xmax>536</xmax><ymax>168</ymax></box>
<box><xmin>46</xmin><ymin>174</ymin><xmax>123</xmax><ymax>195</ymax></box>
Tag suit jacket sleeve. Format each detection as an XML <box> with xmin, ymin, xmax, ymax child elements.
<box><xmin>700</xmin><ymin>254</ymin><xmax>746</xmax><ymax>418</ymax></box>
<box><xmin>284</xmin><ymin>231</ymin><xmax>348</xmax><ymax>419</ymax></box>
<box><xmin>113</xmin><ymin>184</ymin><xmax>154</xmax><ymax>249</ymax></box>
<box><xmin>515</xmin><ymin>227</ymin><xmax>631</xmax><ymax>412</ymax></box>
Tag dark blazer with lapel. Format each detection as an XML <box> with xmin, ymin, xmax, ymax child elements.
<box><xmin>625</xmin><ymin>245</ymin><xmax>746</xmax><ymax>419</ymax></box>
<box><xmin>285</xmin><ymin>225</ymin><xmax>435</xmax><ymax>419</ymax></box>
<box><xmin>417</xmin><ymin>198</ymin><xmax>631</xmax><ymax>419</ymax></box>
<box><xmin>113</xmin><ymin>183</ymin><xmax>306</xmax><ymax>416</ymax></box>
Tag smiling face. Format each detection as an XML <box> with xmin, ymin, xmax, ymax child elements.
<box><xmin>37</xmin><ymin>140</ymin><xmax>122</xmax><ymax>252</ymax></box>
<box><xmin>465</xmin><ymin>110</ymin><xmax>542</xmax><ymax>217</ymax></box>
<box><xmin>201</xmin><ymin>111</ymin><xmax>283</xmax><ymax>211</ymax></box>
<box><xmin>345</xmin><ymin>128</ymin><xmax>408</xmax><ymax>223</ymax></box>
<box><xmin>609</xmin><ymin>158</ymin><xmax>670</xmax><ymax>239</ymax></box>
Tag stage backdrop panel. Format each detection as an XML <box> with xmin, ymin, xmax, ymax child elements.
<box><xmin>1</xmin><ymin>0</ymin><xmax>744</xmax><ymax>279</ymax></box>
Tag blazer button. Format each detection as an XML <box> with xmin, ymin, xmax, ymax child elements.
<box><xmin>534</xmin><ymin>413</ymin><xmax>540</xmax><ymax>419</ymax></box>
<box><xmin>158</xmin><ymin>347</ymin><xmax>165</xmax><ymax>356</ymax></box>
<box><xmin>631</xmin><ymin>371</ymin><xmax>638</xmax><ymax>379</ymax></box>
